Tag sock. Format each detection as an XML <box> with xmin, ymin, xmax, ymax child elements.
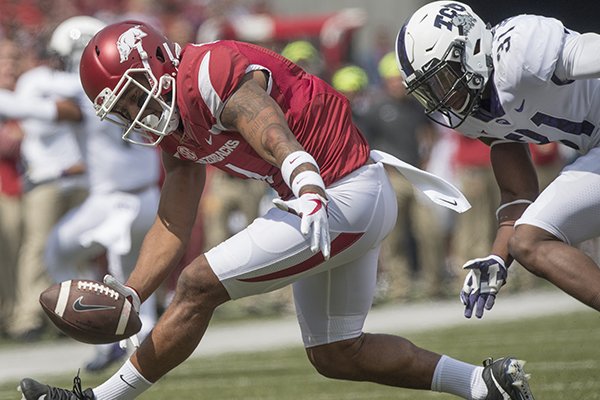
<box><xmin>92</xmin><ymin>359</ymin><xmax>153</xmax><ymax>400</ymax></box>
<box><xmin>431</xmin><ymin>355</ymin><xmax>487</xmax><ymax>400</ymax></box>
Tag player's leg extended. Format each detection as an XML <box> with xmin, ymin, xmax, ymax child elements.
<box><xmin>296</xmin><ymin>233</ymin><xmax>534</xmax><ymax>399</ymax></box>
<box><xmin>94</xmin><ymin>161</ymin><xmax>396</xmax><ymax>396</ymax></box>
<box><xmin>127</xmin><ymin>254</ymin><xmax>230</xmax><ymax>383</ymax></box>
<box><xmin>65</xmin><ymin>254</ymin><xmax>231</xmax><ymax>399</ymax></box>
<box><xmin>293</xmin><ymin>164</ymin><xmax>534</xmax><ymax>399</ymax></box>
<box><xmin>296</xmin><ymin>247</ymin><xmax>442</xmax><ymax>388</ymax></box>
<box><xmin>44</xmin><ymin>195</ymin><xmax>109</xmax><ymax>283</ymax></box>
<box><xmin>510</xmin><ymin>149</ymin><xmax>600</xmax><ymax>311</ymax></box>
<box><xmin>511</xmin><ymin>224</ymin><xmax>600</xmax><ymax>310</ymax></box>
<box><xmin>293</xmin><ymin>161</ymin><xmax>441</xmax><ymax>388</ymax></box>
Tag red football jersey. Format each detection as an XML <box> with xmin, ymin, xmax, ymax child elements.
<box><xmin>159</xmin><ymin>40</ymin><xmax>369</xmax><ymax>199</ymax></box>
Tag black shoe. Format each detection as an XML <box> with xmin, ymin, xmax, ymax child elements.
<box><xmin>482</xmin><ymin>357</ymin><xmax>534</xmax><ymax>400</ymax></box>
<box><xmin>85</xmin><ymin>343</ymin><xmax>127</xmax><ymax>372</ymax></box>
<box><xmin>19</xmin><ymin>374</ymin><xmax>94</xmax><ymax>400</ymax></box>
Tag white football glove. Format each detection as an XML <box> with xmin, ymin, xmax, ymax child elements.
<box><xmin>103</xmin><ymin>274</ymin><xmax>142</xmax><ymax>349</ymax></box>
<box><xmin>273</xmin><ymin>192</ymin><xmax>331</xmax><ymax>259</ymax></box>
<box><xmin>459</xmin><ymin>255</ymin><xmax>507</xmax><ymax>319</ymax></box>
<box><xmin>103</xmin><ymin>274</ymin><xmax>141</xmax><ymax>313</ymax></box>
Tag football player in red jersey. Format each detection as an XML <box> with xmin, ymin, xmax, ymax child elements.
<box><xmin>19</xmin><ymin>21</ymin><xmax>533</xmax><ymax>400</ymax></box>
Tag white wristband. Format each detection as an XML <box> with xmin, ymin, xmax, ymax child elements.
<box><xmin>291</xmin><ymin>170</ymin><xmax>326</xmax><ymax>198</ymax></box>
<box><xmin>281</xmin><ymin>151</ymin><xmax>320</xmax><ymax>188</ymax></box>
<box><xmin>495</xmin><ymin>199</ymin><xmax>533</xmax><ymax>220</ymax></box>
<box><xmin>488</xmin><ymin>254</ymin><xmax>506</xmax><ymax>267</ymax></box>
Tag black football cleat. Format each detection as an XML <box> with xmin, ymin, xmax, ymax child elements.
<box><xmin>19</xmin><ymin>374</ymin><xmax>94</xmax><ymax>400</ymax></box>
<box><xmin>482</xmin><ymin>357</ymin><xmax>534</xmax><ymax>400</ymax></box>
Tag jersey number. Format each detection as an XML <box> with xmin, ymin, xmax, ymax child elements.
<box><xmin>505</xmin><ymin>112</ymin><xmax>595</xmax><ymax>150</ymax></box>
<box><xmin>495</xmin><ymin>26</ymin><xmax>514</xmax><ymax>62</ymax></box>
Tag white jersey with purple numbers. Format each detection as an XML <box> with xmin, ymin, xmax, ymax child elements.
<box><xmin>459</xmin><ymin>15</ymin><xmax>600</xmax><ymax>155</ymax></box>
<box><xmin>459</xmin><ymin>15</ymin><xmax>600</xmax><ymax>246</ymax></box>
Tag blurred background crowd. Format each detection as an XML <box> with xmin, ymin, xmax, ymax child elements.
<box><xmin>0</xmin><ymin>0</ymin><xmax>593</xmax><ymax>372</ymax></box>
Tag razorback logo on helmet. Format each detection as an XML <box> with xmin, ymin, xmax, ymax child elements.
<box><xmin>117</xmin><ymin>25</ymin><xmax>147</xmax><ymax>63</ymax></box>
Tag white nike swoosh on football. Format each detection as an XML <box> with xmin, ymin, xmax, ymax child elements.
<box><xmin>72</xmin><ymin>296</ymin><xmax>116</xmax><ymax>312</ymax></box>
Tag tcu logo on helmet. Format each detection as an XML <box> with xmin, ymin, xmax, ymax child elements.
<box><xmin>117</xmin><ymin>25</ymin><xmax>147</xmax><ymax>63</ymax></box>
<box><xmin>434</xmin><ymin>3</ymin><xmax>475</xmax><ymax>35</ymax></box>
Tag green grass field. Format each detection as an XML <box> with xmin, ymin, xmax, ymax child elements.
<box><xmin>1</xmin><ymin>309</ymin><xmax>598</xmax><ymax>400</ymax></box>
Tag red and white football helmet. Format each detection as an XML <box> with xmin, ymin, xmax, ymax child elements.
<box><xmin>79</xmin><ymin>20</ymin><xmax>181</xmax><ymax>146</ymax></box>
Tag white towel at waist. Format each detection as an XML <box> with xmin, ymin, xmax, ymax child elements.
<box><xmin>370</xmin><ymin>149</ymin><xmax>471</xmax><ymax>213</ymax></box>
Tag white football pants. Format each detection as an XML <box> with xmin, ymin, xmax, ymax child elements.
<box><xmin>206</xmin><ymin>161</ymin><xmax>397</xmax><ymax>347</ymax></box>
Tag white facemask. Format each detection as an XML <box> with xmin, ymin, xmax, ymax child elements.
<box><xmin>141</xmin><ymin>107</ymin><xmax>180</xmax><ymax>133</ymax></box>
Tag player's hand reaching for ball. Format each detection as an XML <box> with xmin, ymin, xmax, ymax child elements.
<box><xmin>104</xmin><ymin>274</ymin><xmax>141</xmax><ymax>313</ymax></box>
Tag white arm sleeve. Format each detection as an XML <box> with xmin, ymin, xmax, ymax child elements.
<box><xmin>555</xmin><ymin>32</ymin><xmax>600</xmax><ymax>80</ymax></box>
<box><xmin>0</xmin><ymin>89</ymin><xmax>58</xmax><ymax>121</ymax></box>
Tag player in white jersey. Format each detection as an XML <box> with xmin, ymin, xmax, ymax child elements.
<box><xmin>396</xmin><ymin>1</ymin><xmax>600</xmax><ymax>319</ymax></box>
<box><xmin>0</xmin><ymin>17</ymin><xmax>161</xmax><ymax>371</ymax></box>
<box><xmin>46</xmin><ymin>87</ymin><xmax>161</xmax><ymax>372</ymax></box>
<box><xmin>4</xmin><ymin>32</ymin><xmax>90</xmax><ymax>342</ymax></box>
<box><xmin>45</xmin><ymin>16</ymin><xmax>160</xmax><ymax>372</ymax></box>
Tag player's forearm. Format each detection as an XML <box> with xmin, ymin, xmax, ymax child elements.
<box><xmin>490</xmin><ymin>225</ymin><xmax>515</xmax><ymax>266</ymax></box>
<box><xmin>127</xmin><ymin>219</ymin><xmax>189</xmax><ymax>302</ymax></box>
<box><xmin>127</xmin><ymin>187</ymin><xmax>201</xmax><ymax>302</ymax></box>
<box><xmin>128</xmin><ymin>154</ymin><xmax>205</xmax><ymax>302</ymax></box>
<box><xmin>490</xmin><ymin>143</ymin><xmax>539</xmax><ymax>201</ymax></box>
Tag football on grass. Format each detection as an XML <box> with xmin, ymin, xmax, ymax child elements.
<box><xmin>39</xmin><ymin>279</ymin><xmax>141</xmax><ymax>344</ymax></box>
